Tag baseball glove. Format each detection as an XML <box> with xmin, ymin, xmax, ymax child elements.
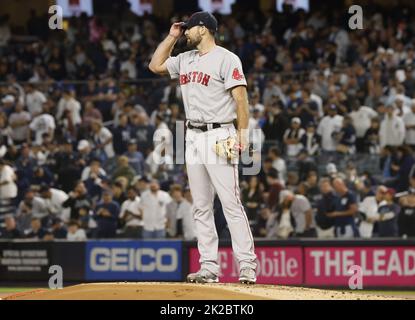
<box><xmin>213</xmin><ymin>136</ymin><xmax>242</xmax><ymax>160</ymax></box>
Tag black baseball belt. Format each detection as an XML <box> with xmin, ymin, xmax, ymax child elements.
<box><xmin>186</xmin><ymin>120</ymin><xmax>234</xmax><ymax>132</ymax></box>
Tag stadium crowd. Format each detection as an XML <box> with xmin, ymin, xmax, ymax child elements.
<box><xmin>1</xmin><ymin>4</ymin><xmax>415</xmax><ymax>240</ymax></box>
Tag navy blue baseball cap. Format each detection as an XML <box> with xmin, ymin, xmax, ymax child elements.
<box><xmin>183</xmin><ymin>11</ymin><xmax>218</xmax><ymax>32</ymax></box>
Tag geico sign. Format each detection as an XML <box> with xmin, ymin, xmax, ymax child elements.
<box><xmin>90</xmin><ymin>248</ymin><xmax>178</xmax><ymax>272</ymax></box>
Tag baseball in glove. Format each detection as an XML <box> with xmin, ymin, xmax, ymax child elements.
<box><xmin>213</xmin><ymin>136</ymin><xmax>243</xmax><ymax>160</ymax></box>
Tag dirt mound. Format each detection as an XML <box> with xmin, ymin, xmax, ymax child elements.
<box><xmin>2</xmin><ymin>282</ymin><xmax>405</xmax><ymax>300</ymax></box>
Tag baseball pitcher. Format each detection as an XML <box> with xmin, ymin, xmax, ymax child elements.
<box><xmin>149</xmin><ymin>11</ymin><xmax>257</xmax><ymax>284</ymax></box>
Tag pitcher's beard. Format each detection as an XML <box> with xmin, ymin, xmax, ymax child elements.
<box><xmin>186</xmin><ymin>36</ymin><xmax>202</xmax><ymax>49</ymax></box>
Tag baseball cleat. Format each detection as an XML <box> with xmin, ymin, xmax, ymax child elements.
<box><xmin>239</xmin><ymin>268</ymin><xmax>257</xmax><ymax>284</ymax></box>
<box><xmin>186</xmin><ymin>269</ymin><xmax>219</xmax><ymax>283</ymax></box>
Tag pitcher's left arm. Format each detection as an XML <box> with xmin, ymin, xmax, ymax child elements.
<box><xmin>231</xmin><ymin>85</ymin><xmax>249</xmax><ymax>150</ymax></box>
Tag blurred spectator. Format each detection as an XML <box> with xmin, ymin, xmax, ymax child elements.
<box><xmin>140</xmin><ymin>180</ymin><xmax>171</xmax><ymax>239</ymax></box>
<box><xmin>398</xmin><ymin>175</ymin><xmax>415</xmax><ymax>238</ymax></box>
<box><xmin>47</xmin><ymin>217</ymin><xmax>68</xmax><ymax>240</ymax></box>
<box><xmin>357</xmin><ymin>178</ymin><xmax>375</xmax><ymax>201</ymax></box>
<box><xmin>89</xmin><ymin>17</ymin><xmax>107</xmax><ymax>43</ymax></box>
<box><xmin>56</xmin><ymin>90</ymin><xmax>82</xmax><ymax>127</ymax></box>
<box><xmin>120</xmin><ymin>53</ymin><xmax>137</xmax><ymax>79</ymax></box>
<box><xmin>328</xmin><ymin>178</ymin><xmax>359</xmax><ymax>238</ymax></box>
<box><xmin>379</xmin><ymin>104</ymin><xmax>405</xmax><ymax>148</ymax></box>
<box><xmin>112</xmin><ymin>113</ymin><xmax>131</xmax><ymax>155</ymax></box>
<box><xmin>266</xmin><ymin>168</ymin><xmax>284</xmax><ymax>211</ymax></box>
<box><xmin>54</xmin><ymin>139</ymin><xmax>82</xmax><ymax>193</ymax></box>
<box><xmin>317</xmin><ymin>104</ymin><xmax>343</xmax><ymax>154</ymax></box>
<box><xmin>130</xmin><ymin>111</ymin><xmax>155</xmax><ymax>154</ymax></box>
<box><xmin>403</xmin><ymin>100</ymin><xmax>415</xmax><ymax>148</ymax></box>
<box><xmin>111</xmin><ymin>181</ymin><xmax>127</xmax><ymax>206</ymax></box>
<box><xmin>390</xmin><ymin>145</ymin><xmax>415</xmax><ymax>192</ymax></box>
<box><xmin>358</xmin><ymin>185</ymin><xmax>387</xmax><ymax>238</ymax></box>
<box><xmin>275</xmin><ymin>193</ymin><xmax>295</xmax><ymax>239</ymax></box>
<box><xmin>84</xmin><ymin>171</ymin><xmax>106</xmax><ymax>204</ymax></box>
<box><xmin>374</xmin><ymin>188</ymin><xmax>399</xmax><ymax>237</ymax></box>
<box><xmin>315</xmin><ymin>178</ymin><xmax>337</xmax><ymax>239</ymax></box>
<box><xmin>0</xmin><ymin>159</ymin><xmax>17</xmax><ymax>220</ymax></box>
<box><xmin>29</xmin><ymin>107</ymin><xmax>56</xmax><ymax>145</ymax></box>
<box><xmin>39</xmin><ymin>185</ymin><xmax>68</xmax><ymax>221</ymax></box>
<box><xmin>162</xmin><ymin>80</ymin><xmax>182</xmax><ymax>106</ymax></box>
<box><xmin>25</xmin><ymin>217</ymin><xmax>47</xmax><ymax>239</ymax></box>
<box><xmin>283</xmin><ymin>117</ymin><xmax>305</xmax><ymax>157</ymax></box>
<box><xmin>349</xmin><ymin>103</ymin><xmax>378</xmax><ymax>152</ymax></box>
<box><xmin>326</xmin><ymin>162</ymin><xmax>344</xmax><ymax>180</ymax></box>
<box><xmin>286</xmin><ymin>171</ymin><xmax>300</xmax><ymax>192</ymax></box>
<box><xmin>267</xmin><ymin>147</ymin><xmax>285</xmax><ymax>183</ymax></box>
<box><xmin>1</xmin><ymin>94</ymin><xmax>15</xmax><ymax>116</ymax></box>
<box><xmin>62</xmin><ymin>181</ymin><xmax>91</xmax><ymax>224</ymax></box>
<box><xmin>94</xmin><ymin>190</ymin><xmax>120</xmax><ymax>238</ymax></box>
<box><xmin>300</xmin><ymin>122</ymin><xmax>320</xmax><ymax>156</ymax></box>
<box><xmin>254</xmin><ymin>205</ymin><xmax>278</xmax><ymax>238</ymax></box>
<box><xmin>31</xmin><ymin>166</ymin><xmax>54</xmax><ymax>191</ymax></box>
<box><xmin>90</xmin><ymin>119</ymin><xmax>115</xmax><ymax>161</ymax></box>
<box><xmin>119</xmin><ymin>186</ymin><xmax>142</xmax><ymax>238</ymax></box>
<box><xmin>304</xmin><ymin>171</ymin><xmax>320</xmax><ymax>208</ymax></box>
<box><xmin>82</xmin><ymin>101</ymin><xmax>103</xmax><ymax>128</ymax></box>
<box><xmin>380</xmin><ymin>146</ymin><xmax>395</xmax><ymax>180</ymax></box>
<box><xmin>241</xmin><ymin>176</ymin><xmax>262</xmax><ymax>222</ymax></box>
<box><xmin>124</xmin><ymin>140</ymin><xmax>145</xmax><ymax>176</ymax></box>
<box><xmin>249</xmin><ymin>92</ymin><xmax>264</xmax><ymax>113</ymax></box>
<box><xmin>0</xmin><ymin>112</ymin><xmax>12</xmax><ymax>157</ymax></box>
<box><xmin>16</xmin><ymin>190</ymin><xmax>46</xmax><ymax>230</ymax></box>
<box><xmin>262</xmin><ymin>101</ymin><xmax>289</xmax><ymax>143</ymax></box>
<box><xmin>363</xmin><ymin>118</ymin><xmax>381</xmax><ymax>154</ymax></box>
<box><xmin>335</xmin><ymin>116</ymin><xmax>356</xmax><ymax>155</ymax></box>
<box><xmin>166</xmin><ymin>184</ymin><xmax>195</xmax><ymax>240</ymax></box>
<box><xmin>9</xmin><ymin>102</ymin><xmax>31</xmax><ymax>145</ymax></box>
<box><xmin>146</xmin><ymin>146</ymin><xmax>174</xmax><ymax>178</ymax></box>
<box><xmin>25</xmin><ymin>83</ymin><xmax>47</xmax><ymax>117</ymax></box>
<box><xmin>279</xmin><ymin>190</ymin><xmax>315</xmax><ymax>237</ymax></box>
<box><xmin>81</xmin><ymin>158</ymin><xmax>106</xmax><ymax>181</ymax></box>
<box><xmin>299</xmin><ymin>89</ymin><xmax>319</xmax><ymax>125</ymax></box>
<box><xmin>0</xmin><ymin>215</ymin><xmax>21</xmax><ymax>239</ymax></box>
<box><xmin>76</xmin><ymin>139</ymin><xmax>93</xmax><ymax>166</ymax></box>
<box><xmin>135</xmin><ymin>176</ymin><xmax>150</xmax><ymax>195</ymax></box>
<box><xmin>394</xmin><ymin>95</ymin><xmax>410</xmax><ymax>117</ymax></box>
<box><xmin>296</xmin><ymin>149</ymin><xmax>318</xmax><ymax>182</ymax></box>
<box><xmin>0</xmin><ymin>14</ymin><xmax>11</xmax><ymax>51</ymax></box>
<box><xmin>66</xmin><ymin>220</ymin><xmax>87</xmax><ymax>241</ymax></box>
<box><xmin>112</xmin><ymin>155</ymin><xmax>136</xmax><ymax>185</ymax></box>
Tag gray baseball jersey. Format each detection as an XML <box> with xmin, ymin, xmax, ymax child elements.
<box><xmin>166</xmin><ymin>45</ymin><xmax>247</xmax><ymax>123</ymax></box>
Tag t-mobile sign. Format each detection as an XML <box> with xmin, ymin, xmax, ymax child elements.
<box><xmin>305</xmin><ymin>247</ymin><xmax>415</xmax><ymax>286</ymax></box>
<box><xmin>189</xmin><ymin>247</ymin><xmax>303</xmax><ymax>284</ymax></box>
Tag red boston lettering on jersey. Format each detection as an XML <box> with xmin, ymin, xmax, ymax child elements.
<box><xmin>201</xmin><ymin>74</ymin><xmax>210</xmax><ymax>86</ymax></box>
<box><xmin>179</xmin><ymin>71</ymin><xmax>211</xmax><ymax>86</ymax></box>
<box><xmin>197</xmin><ymin>72</ymin><xmax>203</xmax><ymax>83</ymax></box>
<box><xmin>232</xmin><ymin>68</ymin><xmax>244</xmax><ymax>81</ymax></box>
<box><xmin>179</xmin><ymin>74</ymin><xmax>187</xmax><ymax>85</ymax></box>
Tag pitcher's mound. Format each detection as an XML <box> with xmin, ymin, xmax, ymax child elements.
<box><xmin>2</xmin><ymin>282</ymin><xmax>405</xmax><ymax>300</ymax></box>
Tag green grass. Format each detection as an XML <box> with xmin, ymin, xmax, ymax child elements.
<box><xmin>0</xmin><ymin>287</ymin><xmax>40</xmax><ymax>293</ymax></box>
